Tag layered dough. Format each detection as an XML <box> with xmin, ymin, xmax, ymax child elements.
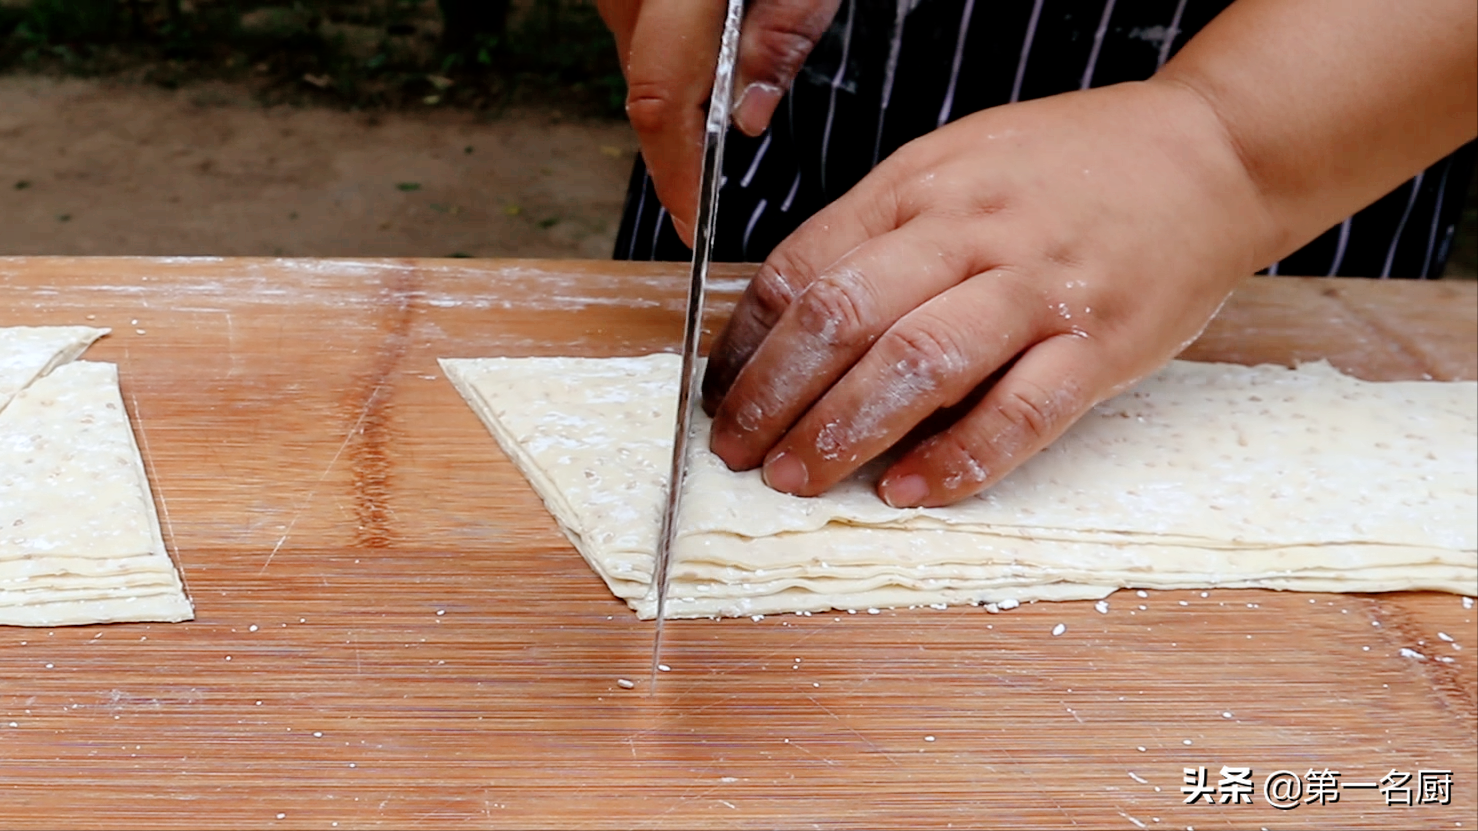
<box><xmin>442</xmin><ymin>354</ymin><xmax>1477</xmax><ymax>619</ymax></box>
<box><xmin>0</xmin><ymin>325</ymin><xmax>105</xmax><ymax>411</ymax></box>
<box><xmin>1</xmin><ymin>327</ymin><xmax>193</xmax><ymax>626</ymax></box>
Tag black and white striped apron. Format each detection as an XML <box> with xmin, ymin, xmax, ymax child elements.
<box><xmin>613</xmin><ymin>0</ymin><xmax>1475</xmax><ymax>278</ymax></box>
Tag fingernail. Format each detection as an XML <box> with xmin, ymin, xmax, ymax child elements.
<box><xmin>672</xmin><ymin>215</ymin><xmax>694</xmax><ymax>246</ymax></box>
<box><xmin>732</xmin><ymin>83</ymin><xmax>783</xmax><ymax>137</ymax></box>
<box><xmin>709</xmin><ymin>428</ymin><xmax>744</xmax><ymax>468</ymax></box>
<box><xmin>762</xmin><ymin>450</ymin><xmax>808</xmax><ymax>494</ymax></box>
<box><xmin>881</xmin><ymin>474</ymin><xmax>929</xmax><ymax>508</ymax></box>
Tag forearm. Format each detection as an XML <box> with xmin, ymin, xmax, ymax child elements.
<box><xmin>1155</xmin><ymin>0</ymin><xmax>1478</xmax><ymax>267</ymax></box>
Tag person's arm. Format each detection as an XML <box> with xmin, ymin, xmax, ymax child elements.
<box><xmin>699</xmin><ymin>0</ymin><xmax>1477</xmax><ymax>507</ymax></box>
<box><xmin>1160</xmin><ymin>0</ymin><xmax>1477</xmax><ymax>265</ymax></box>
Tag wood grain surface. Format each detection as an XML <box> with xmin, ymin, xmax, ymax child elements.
<box><xmin>0</xmin><ymin>257</ymin><xmax>1474</xmax><ymax>830</ymax></box>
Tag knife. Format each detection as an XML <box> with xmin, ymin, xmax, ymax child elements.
<box><xmin>650</xmin><ymin>0</ymin><xmax>745</xmax><ymax>688</ymax></box>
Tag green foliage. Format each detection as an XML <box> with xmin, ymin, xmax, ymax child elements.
<box><xmin>18</xmin><ymin>0</ymin><xmax>118</xmax><ymax>43</ymax></box>
<box><xmin>500</xmin><ymin>0</ymin><xmax>624</xmax><ymax>113</ymax></box>
<box><xmin>0</xmin><ymin>0</ymin><xmax>626</xmax><ymax>116</ymax></box>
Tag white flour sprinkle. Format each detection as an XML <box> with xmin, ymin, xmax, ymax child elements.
<box><xmin>1464</xmin><ymin>596</ymin><xmax>1474</xmax><ymax>609</ymax></box>
<box><xmin>657</xmin><ymin>664</ymin><xmax>671</xmax><ymax>672</ymax></box>
<box><xmin>1136</xmin><ymin>590</ymin><xmax>1148</xmax><ymax>599</ymax></box>
<box><xmin>1094</xmin><ymin>600</ymin><xmax>1109</xmax><ymax>614</ymax></box>
<box><xmin>1128</xmin><ymin>772</ymin><xmax>1148</xmax><ymax>784</ymax></box>
<box><xmin>999</xmin><ymin>598</ymin><xmax>1020</xmax><ymax>610</ymax></box>
<box><xmin>1437</xmin><ymin>632</ymin><xmax>1454</xmax><ymax>642</ymax></box>
<box><xmin>616</xmin><ymin>678</ymin><xmax>636</xmax><ymax>689</ymax></box>
<box><xmin>1399</xmin><ymin>648</ymin><xmax>1425</xmax><ymax>660</ymax></box>
<box><xmin>1051</xmin><ymin>623</ymin><xmax>1067</xmax><ymax>637</ymax></box>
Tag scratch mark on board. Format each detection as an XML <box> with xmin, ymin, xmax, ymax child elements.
<box><xmin>259</xmin><ymin>381</ymin><xmax>387</xmax><ymax>574</ymax></box>
<box><xmin>807</xmin><ymin>695</ymin><xmax>900</xmax><ymax>766</ymax></box>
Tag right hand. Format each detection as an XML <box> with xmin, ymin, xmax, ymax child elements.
<box><xmin>597</xmin><ymin>0</ymin><xmax>842</xmax><ymax>244</ymax></box>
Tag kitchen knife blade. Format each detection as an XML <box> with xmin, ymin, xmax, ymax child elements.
<box><xmin>650</xmin><ymin>0</ymin><xmax>744</xmax><ymax>688</ymax></box>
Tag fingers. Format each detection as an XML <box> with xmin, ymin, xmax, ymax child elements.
<box><xmin>701</xmin><ymin>177</ymin><xmax>898</xmax><ymax>414</ymax></box>
<box><xmin>877</xmin><ymin>333</ymin><xmax>1108</xmax><ymax>508</ymax></box>
<box><xmin>595</xmin><ymin>0</ymin><xmax>641</xmax><ymax>67</ymax></box>
<box><xmin>706</xmin><ymin>218</ymin><xmax>1000</xmax><ymax>473</ymax></box>
<box><xmin>731</xmin><ymin>0</ymin><xmax>843</xmax><ymax>136</ymax></box>
<box><xmin>624</xmin><ymin>0</ymin><xmax>729</xmax><ymax>242</ymax></box>
<box><xmin>753</xmin><ymin>270</ymin><xmax>1052</xmax><ymax>497</ymax></box>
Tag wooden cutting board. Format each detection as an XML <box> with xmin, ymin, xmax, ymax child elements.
<box><xmin>0</xmin><ymin>257</ymin><xmax>1473</xmax><ymax>830</ymax></box>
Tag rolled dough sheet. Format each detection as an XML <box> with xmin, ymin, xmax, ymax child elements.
<box><xmin>1</xmin><ymin>328</ymin><xmax>192</xmax><ymax>626</ymax></box>
<box><xmin>0</xmin><ymin>325</ymin><xmax>106</xmax><ymax>413</ymax></box>
<box><xmin>441</xmin><ymin>355</ymin><xmax>1477</xmax><ymax>619</ymax></box>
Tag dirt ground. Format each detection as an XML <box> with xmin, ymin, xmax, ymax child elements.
<box><xmin>1</xmin><ymin>73</ymin><xmax>1474</xmax><ymax>277</ymax></box>
<box><xmin>0</xmin><ymin>75</ymin><xmax>638</xmax><ymax>260</ymax></box>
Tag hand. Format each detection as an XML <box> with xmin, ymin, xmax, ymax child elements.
<box><xmin>597</xmin><ymin>0</ymin><xmax>841</xmax><ymax>244</ymax></box>
<box><xmin>700</xmin><ymin>80</ymin><xmax>1277</xmax><ymax>507</ymax></box>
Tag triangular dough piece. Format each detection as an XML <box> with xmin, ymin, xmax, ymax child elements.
<box><xmin>0</xmin><ymin>326</ymin><xmax>107</xmax><ymax>413</ymax></box>
<box><xmin>443</xmin><ymin>355</ymin><xmax>1477</xmax><ymax>619</ymax></box>
<box><xmin>0</xmin><ymin>360</ymin><xmax>192</xmax><ymax>626</ymax></box>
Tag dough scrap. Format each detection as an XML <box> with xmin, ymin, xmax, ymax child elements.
<box><xmin>442</xmin><ymin>355</ymin><xmax>1477</xmax><ymax>619</ymax></box>
<box><xmin>0</xmin><ymin>328</ymin><xmax>192</xmax><ymax>626</ymax></box>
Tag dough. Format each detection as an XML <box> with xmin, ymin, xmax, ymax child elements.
<box><xmin>0</xmin><ymin>328</ymin><xmax>193</xmax><ymax>626</ymax></box>
<box><xmin>0</xmin><ymin>325</ymin><xmax>105</xmax><ymax>412</ymax></box>
<box><xmin>441</xmin><ymin>355</ymin><xmax>1477</xmax><ymax>619</ymax></box>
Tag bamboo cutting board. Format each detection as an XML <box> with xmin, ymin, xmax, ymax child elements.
<box><xmin>0</xmin><ymin>257</ymin><xmax>1473</xmax><ymax>830</ymax></box>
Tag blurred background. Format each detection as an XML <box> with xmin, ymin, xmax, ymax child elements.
<box><xmin>0</xmin><ymin>0</ymin><xmax>1474</xmax><ymax>274</ymax></box>
<box><xmin>0</xmin><ymin>0</ymin><xmax>637</xmax><ymax>259</ymax></box>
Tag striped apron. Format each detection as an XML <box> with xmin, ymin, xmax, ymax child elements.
<box><xmin>614</xmin><ymin>0</ymin><xmax>1475</xmax><ymax>278</ymax></box>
